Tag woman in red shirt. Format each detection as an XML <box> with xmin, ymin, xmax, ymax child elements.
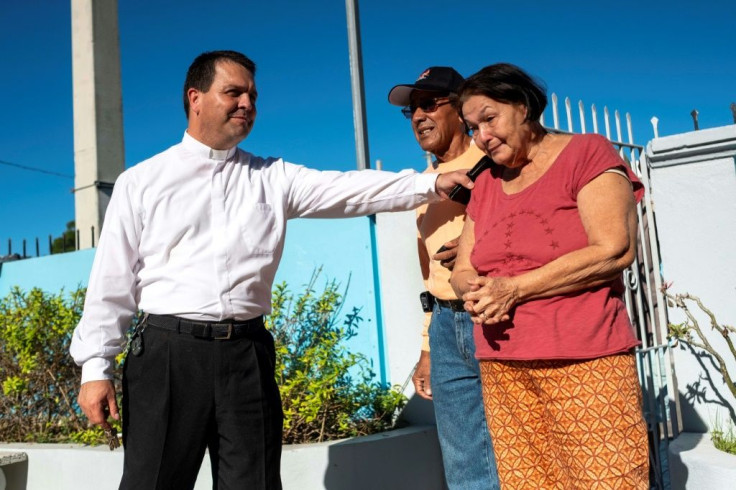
<box><xmin>450</xmin><ymin>63</ymin><xmax>649</xmax><ymax>489</ymax></box>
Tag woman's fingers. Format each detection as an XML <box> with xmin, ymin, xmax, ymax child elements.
<box><xmin>463</xmin><ymin>276</ymin><xmax>518</xmax><ymax>324</ymax></box>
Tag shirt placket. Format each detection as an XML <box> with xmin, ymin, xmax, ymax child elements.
<box><xmin>211</xmin><ymin>160</ymin><xmax>235</xmax><ymax>319</ymax></box>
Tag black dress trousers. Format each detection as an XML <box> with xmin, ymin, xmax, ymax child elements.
<box><xmin>119</xmin><ymin>321</ymin><xmax>283</xmax><ymax>490</ymax></box>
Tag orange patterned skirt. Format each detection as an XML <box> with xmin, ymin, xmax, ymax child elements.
<box><xmin>479</xmin><ymin>353</ymin><xmax>649</xmax><ymax>489</ymax></box>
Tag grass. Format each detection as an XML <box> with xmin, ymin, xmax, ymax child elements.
<box><xmin>711</xmin><ymin>420</ymin><xmax>736</xmax><ymax>456</ymax></box>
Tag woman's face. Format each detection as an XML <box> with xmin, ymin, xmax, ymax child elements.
<box><xmin>461</xmin><ymin>95</ymin><xmax>531</xmax><ymax>168</ymax></box>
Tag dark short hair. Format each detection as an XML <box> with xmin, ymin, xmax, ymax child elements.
<box><xmin>183</xmin><ymin>50</ymin><xmax>257</xmax><ymax>118</ymax></box>
<box><xmin>457</xmin><ymin>63</ymin><xmax>547</xmax><ymax>122</ymax></box>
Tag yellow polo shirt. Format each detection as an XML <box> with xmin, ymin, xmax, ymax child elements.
<box><xmin>416</xmin><ymin>143</ymin><xmax>486</xmax><ymax>351</ymax></box>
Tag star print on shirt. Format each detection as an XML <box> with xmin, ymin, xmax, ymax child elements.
<box><xmin>486</xmin><ymin>208</ymin><xmax>559</xmax><ymax>266</ymax></box>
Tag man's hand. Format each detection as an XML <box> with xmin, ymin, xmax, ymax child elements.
<box><xmin>78</xmin><ymin>380</ymin><xmax>119</xmax><ymax>430</ymax></box>
<box><xmin>435</xmin><ymin>171</ymin><xmax>474</xmax><ymax>200</ymax></box>
<box><xmin>412</xmin><ymin>350</ymin><xmax>432</xmax><ymax>400</ymax></box>
<box><xmin>432</xmin><ymin>237</ymin><xmax>459</xmax><ymax>270</ymax></box>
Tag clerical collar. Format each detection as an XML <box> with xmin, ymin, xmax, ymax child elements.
<box><xmin>182</xmin><ymin>131</ymin><xmax>238</xmax><ymax>161</ymax></box>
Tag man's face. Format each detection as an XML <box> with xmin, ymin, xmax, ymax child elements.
<box><xmin>409</xmin><ymin>90</ymin><xmax>463</xmax><ymax>156</ymax></box>
<box><xmin>187</xmin><ymin>61</ymin><xmax>258</xmax><ymax>149</ymax></box>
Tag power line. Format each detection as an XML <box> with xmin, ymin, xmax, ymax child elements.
<box><xmin>0</xmin><ymin>159</ymin><xmax>73</xmax><ymax>179</ymax></box>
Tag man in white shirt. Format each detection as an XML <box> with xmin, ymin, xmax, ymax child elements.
<box><xmin>70</xmin><ymin>50</ymin><xmax>472</xmax><ymax>489</ymax></box>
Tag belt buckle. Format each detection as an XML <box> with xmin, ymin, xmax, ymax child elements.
<box><xmin>213</xmin><ymin>324</ymin><xmax>233</xmax><ymax>340</ymax></box>
<box><xmin>190</xmin><ymin>322</ymin><xmax>211</xmax><ymax>338</ymax></box>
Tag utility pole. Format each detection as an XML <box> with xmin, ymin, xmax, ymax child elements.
<box><xmin>71</xmin><ymin>0</ymin><xmax>125</xmax><ymax>249</ymax></box>
<box><xmin>345</xmin><ymin>0</ymin><xmax>370</xmax><ymax>170</ymax></box>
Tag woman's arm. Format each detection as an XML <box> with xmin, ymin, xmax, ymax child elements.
<box><xmin>450</xmin><ymin>216</ymin><xmax>516</xmax><ymax>324</ymax></box>
<box><xmin>518</xmin><ymin>171</ymin><xmax>638</xmax><ymax>298</ymax></box>
<box><xmin>462</xmin><ymin>172</ymin><xmax>638</xmax><ymax>324</ymax></box>
<box><xmin>449</xmin><ymin>215</ymin><xmax>479</xmax><ymax>298</ymax></box>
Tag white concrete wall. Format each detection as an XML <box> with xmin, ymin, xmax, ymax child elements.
<box><xmin>0</xmin><ymin>426</ymin><xmax>445</xmax><ymax>490</ymax></box>
<box><xmin>375</xmin><ymin>211</ymin><xmax>437</xmax><ymax>424</ymax></box>
<box><xmin>647</xmin><ymin>125</ymin><xmax>736</xmax><ymax>432</ymax></box>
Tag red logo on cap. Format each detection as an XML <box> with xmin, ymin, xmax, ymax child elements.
<box><xmin>416</xmin><ymin>69</ymin><xmax>430</xmax><ymax>81</ymax></box>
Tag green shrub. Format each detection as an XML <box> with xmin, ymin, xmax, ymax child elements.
<box><xmin>0</xmin><ymin>286</ymin><xmax>121</xmax><ymax>443</ymax></box>
<box><xmin>0</xmin><ymin>273</ymin><xmax>406</xmax><ymax>445</ymax></box>
<box><xmin>269</xmin><ymin>270</ymin><xmax>406</xmax><ymax>443</ymax></box>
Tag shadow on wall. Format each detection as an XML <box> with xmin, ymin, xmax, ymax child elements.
<box><xmin>322</xmin><ymin>415</ymin><xmax>447</xmax><ymax>490</ymax></box>
<box><xmin>0</xmin><ymin>455</ymin><xmax>28</xmax><ymax>490</ymax></box>
<box><xmin>676</xmin><ymin>343</ymin><xmax>736</xmax><ymax>432</ymax></box>
<box><xmin>396</xmin><ymin>395</ymin><xmax>436</xmax><ymax>426</ymax></box>
<box><xmin>669</xmin><ymin>346</ymin><xmax>735</xmax><ymax>490</ymax></box>
<box><xmin>667</xmin><ymin>432</ymin><xmax>698</xmax><ymax>489</ymax></box>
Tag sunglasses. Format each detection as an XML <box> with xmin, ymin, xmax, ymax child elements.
<box><xmin>401</xmin><ymin>97</ymin><xmax>451</xmax><ymax>119</ymax></box>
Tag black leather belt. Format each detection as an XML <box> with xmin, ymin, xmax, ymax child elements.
<box><xmin>435</xmin><ymin>298</ymin><xmax>466</xmax><ymax>312</ymax></box>
<box><xmin>145</xmin><ymin>314</ymin><xmax>265</xmax><ymax>340</ymax></box>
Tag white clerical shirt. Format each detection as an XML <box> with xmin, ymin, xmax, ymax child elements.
<box><xmin>71</xmin><ymin>132</ymin><xmax>440</xmax><ymax>383</ymax></box>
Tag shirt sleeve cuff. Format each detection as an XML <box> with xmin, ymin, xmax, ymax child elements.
<box><xmin>416</xmin><ymin>173</ymin><xmax>440</xmax><ymax>199</ymax></box>
<box><xmin>81</xmin><ymin>357</ymin><xmax>115</xmax><ymax>384</ymax></box>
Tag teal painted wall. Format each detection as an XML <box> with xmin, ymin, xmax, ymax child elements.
<box><xmin>0</xmin><ymin>217</ymin><xmax>387</xmax><ymax>382</ymax></box>
<box><xmin>0</xmin><ymin>248</ymin><xmax>96</xmax><ymax>296</ymax></box>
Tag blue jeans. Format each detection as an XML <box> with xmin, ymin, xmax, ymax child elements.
<box><xmin>429</xmin><ymin>303</ymin><xmax>499</xmax><ymax>490</ymax></box>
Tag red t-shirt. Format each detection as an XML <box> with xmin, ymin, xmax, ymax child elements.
<box><xmin>466</xmin><ymin>133</ymin><xmax>645</xmax><ymax>360</ymax></box>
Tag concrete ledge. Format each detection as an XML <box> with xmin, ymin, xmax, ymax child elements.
<box><xmin>0</xmin><ymin>452</ymin><xmax>27</xmax><ymax>467</ymax></box>
<box><xmin>646</xmin><ymin>124</ymin><xmax>736</xmax><ymax>167</ymax></box>
<box><xmin>1</xmin><ymin>425</ymin><xmax>444</xmax><ymax>490</ymax></box>
<box><xmin>668</xmin><ymin>432</ymin><xmax>736</xmax><ymax>490</ymax></box>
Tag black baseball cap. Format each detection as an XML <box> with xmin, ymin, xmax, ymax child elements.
<box><xmin>388</xmin><ymin>67</ymin><xmax>464</xmax><ymax>106</ymax></box>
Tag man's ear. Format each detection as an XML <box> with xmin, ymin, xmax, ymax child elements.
<box><xmin>188</xmin><ymin>88</ymin><xmax>201</xmax><ymax>116</ymax></box>
<box><xmin>456</xmin><ymin>115</ymin><xmax>468</xmax><ymax>135</ymax></box>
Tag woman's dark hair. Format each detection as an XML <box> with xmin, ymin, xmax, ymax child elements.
<box><xmin>457</xmin><ymin>63</ymin><xmax>547</xmax><ymax>122</ymax></box>
<box><xmin>183</xmin><ymin>50</ymin><xmax>257</xmax><ymax>118</ymax></box>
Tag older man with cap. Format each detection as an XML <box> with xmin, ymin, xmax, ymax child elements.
<box><xmin>388</xmin><ymin>67</ymin><xmax>500</xmax><ymax>490</ymax></box>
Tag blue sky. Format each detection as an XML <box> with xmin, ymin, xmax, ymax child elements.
<box><xmin>1</xmin><ymin>0</ymin><xmax>734</xmax><ymax>250</ymax></box>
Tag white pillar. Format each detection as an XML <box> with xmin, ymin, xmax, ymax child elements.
<box><xmin>71</xmin><ymin>0</ymin><xmax>125</xmax><ymax>249</ymax></box>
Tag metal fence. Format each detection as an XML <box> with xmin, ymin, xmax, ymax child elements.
<box><xmin>2</xmin><ymin>226</ymin><xmax>95</xmax><ymax>261</ymax></box>
<box><xmin>543</xmin><ymin>93</ymin><xmax>680</xmax><ymax>490</ymax></box>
